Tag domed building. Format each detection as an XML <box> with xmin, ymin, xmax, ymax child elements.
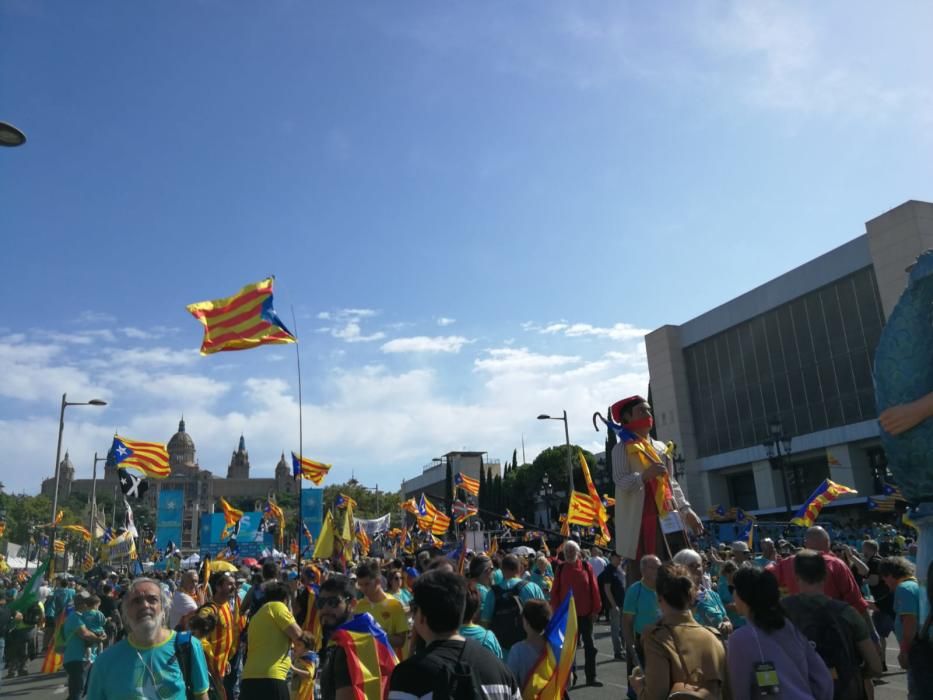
<box><xmin>43</xmin><ymin>418</ymin><xmax>296</xmax><ymax>549</ymax></box>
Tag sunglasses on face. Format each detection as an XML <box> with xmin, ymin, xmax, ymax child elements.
<box><xmin>316</xmin><ymin>596</ymin><xmax>347</xmax><ymax>609</ymax></box>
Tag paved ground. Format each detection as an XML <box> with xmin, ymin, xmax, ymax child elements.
<box><xmin>2</xmin><ymin>621</ymin><xmax>910</xmax><ymax>699</ymax></box>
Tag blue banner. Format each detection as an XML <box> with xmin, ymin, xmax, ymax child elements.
<box><xmin>156</xmin><ymin>490</ymin><xmax>184</xmax><ymax>551</ymax></box>
<box><xmin>300</xmin><ymin>487</ymin><xmax>324</xmax><ymax>548</ymax></box>
<box><xmin>198</xmin><ymin>511</ymin><xmax>273</xmax><ymax>557</ymax></box>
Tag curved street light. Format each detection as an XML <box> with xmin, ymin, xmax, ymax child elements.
<box><xmin>49</xmin><ymin>393</ymin><xmax>107</xmax><ymax>567</ymax></box>
<box><xmin>0</xmin><ymin>122</ymin><xmax>26</xmax><ymax>147</ymax></box>
<box><xmin>537</xmin><ymin>410</ymin><xmax>574</xmax><ymax>492</ymax></box>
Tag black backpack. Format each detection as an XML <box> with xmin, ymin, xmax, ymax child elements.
<box><xmin>782</xmin><ymin>597</ymin><xmax>864</xmax><ymax>700</ymax></box>
<box><xmin>23</xmin><ymin>603</ymin><xmax>43</xmax><ymax>627</ymax></box>
<box><xmin>489</xmin><ymin>580</ymin><xmax>528</xmax><ymax>650</ymax></box>
<box><xmin>422</xmin><ymin>641</ymin><xmax>483</xmax><ymax>700</ymax></box>
<box><xmin>174</xmin><ymin>631</ymin><xmax>224</xmax><ymax>700</ymax></box>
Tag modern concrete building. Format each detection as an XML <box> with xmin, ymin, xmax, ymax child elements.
<box><xmin>646</xmin><ymin>200</ymin><xmax>933</xmax><ymax>518</ymax></box>
<box><xmin>401</xmin><ymin>451</ymin><xmax>501</xmax><ymax>503</ymax></box>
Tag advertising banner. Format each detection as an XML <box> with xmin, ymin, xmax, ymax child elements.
<box><xmin>199</xmin><ymin>511</ymin><xmax>273</xmax><ymax>557</ymax></box>
<box><xmin>300</xmin><ymin>487</ymin><xmax>324</xmax><ymax>549</ymax></box>
<box><xmin>155</xmin><ymin>490</ymin><xmax>184</xmax><ymax>551</ymax></box>
<box><xmin>356</xmin><ymin>514</ymin><xmax>391</xmax><ymax>536</ymax></box>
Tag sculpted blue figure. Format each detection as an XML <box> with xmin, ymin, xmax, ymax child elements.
<box><xmin>874</xmin><ymin>249</ymin><xmax>933</xmax><ymax>501</ymax></box>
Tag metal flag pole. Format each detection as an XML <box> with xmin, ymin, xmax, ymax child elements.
<box><xmin>291</xmin><ymin>306</ymin><xmax>304</xmax><ymax>567</ymax></box>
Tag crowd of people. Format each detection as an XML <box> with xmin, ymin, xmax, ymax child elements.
<box><xmin>0</xmin><ymin>523</ymin><xmax>930</xmax><ymax>699</ymax></box>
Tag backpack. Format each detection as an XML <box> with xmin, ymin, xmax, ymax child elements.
<box><xmin>23</xmin><ymin>602</ymin><xmax>43</xmax><ymax>627</ymax></box>
<box><xmin>782</xmin><ymin>597</ymin><xmax>863</xmax><ymax>700</ymax></box>
<box><xmin>174</xmin><ymin>631</ymin><xmax>224</xmax><ymax>700</ymax></box>
<box><xmin>422</xmin><ymin>641</ymin><xmax>483</xmax><ymax>700</ymax></box>
<box><xmin>489</xmin><ymin>580</ymin><xmax>529</xmax><ymax>649</ymax></box>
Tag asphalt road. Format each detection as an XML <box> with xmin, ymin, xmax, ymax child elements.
<box><xmin>3</xmin><ymin>620</ymin><xmax>910</xmax><ymax>699</ymax></box>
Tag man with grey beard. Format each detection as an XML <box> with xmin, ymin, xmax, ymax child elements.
<box><xmin>86</xmin><ymin>577</ymin><xmax>211</xmax><ymax>699</ymax></box>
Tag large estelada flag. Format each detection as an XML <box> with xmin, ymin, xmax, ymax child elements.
<box><xmin>111</xmin><ymin>435</ymin><xmax>171</xmax><ymax>479</ymax></box>
<box><xmin>328</xmin><ymin>613</ymin><xmax>398</xmax><ymax>700</ymax></box>
<box><xmin>186</xmin><ymin>277</ymin><xmax>296</xmax><ymax>355</ymax></box>
<box><xmin>790</xmin><ymin>479</ymin><xmax>857</xmax><ymax>527</ymax></box>
<box><xmin>219</xmin><ymin>498</ymin><xmax>244</xmax><ymax>538</ymax></box>
<box><xmin>454</xmin><ymin>472</ymin><xmax>480</xmax><ymax>496</ymax></box>
<box><xmin>523</xmin><ymin>591</ymin><xmax>578</xmax><ymax>698</ymax></box>
<box><xmin>417</xmin><ymin>494</ymin><xmax>451</xmax><ymax>535</ymax></box>
<box><xmin>292</xmin><ymin>452</ymin><xmax>332</xmax><ymax>484</ymax></box>
<box><xmin>566</xmin><ymin>490</ymin><xmax>599</xmax><ymax>526</ymax></box>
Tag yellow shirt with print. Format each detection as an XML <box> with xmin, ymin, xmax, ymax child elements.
<box><xmin>243</xmin><ymin>601</ymin><xmax>297</xmax><ymax>681</ymax></box>
<box><xmin>355</xmin><ymin>594</ymin><xmax>410</xmax><ymax>656</ymax></box>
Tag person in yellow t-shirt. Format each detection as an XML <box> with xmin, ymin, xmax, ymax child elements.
<box><xmin>353</xmin><ymin>560</ymin><xmax>410</xmax><ymax>657</ymax></box>
<box><xmin>241</xmin><ymin>581</ymin><xmax>314</xmax><ymax>700</ymax></box>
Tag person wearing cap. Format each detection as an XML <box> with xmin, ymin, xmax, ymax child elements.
<box><xmin>730</xmin><ymin>540</ymin><xmax>752</xmax><ymax>565</ymax></box>
<box><xmin>609</xmin><ymin>395</ymin><xmax>702</xmax><ymax>577</ymax></box>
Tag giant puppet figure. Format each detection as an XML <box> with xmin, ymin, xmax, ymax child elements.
<box><xmin>599</xmin><ymin>396</ymin><xmax>703</xmax><ymax>566</ymax></box>
<box><xmin>875</xmin><ymin>249</ymin><xmax>933</xmax><ymax>587</ymax></box>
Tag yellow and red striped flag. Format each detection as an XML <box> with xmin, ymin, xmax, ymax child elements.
<box><xmin>52</xmin><ymin>539</ymin><xmax>65</xmax><ymax>555</ymax></box>
<box><xmin>791</xmin><ymin>479</ymin><xmax>857</xmax><ymax>527</ymax></box>
<box><xmin>417</xmin><ymin>495</ymin><xmax>451</xmax><ymax>535</ymax></box>
<box><xmin>186</xmin><ymin>277</ymin><xmax>296</xmax><ymax>355</ymax></box>
<box><xmin>111</xmin><ymin>435</ymin><xmax>170</xmax><ymax>479</ymax></box>
<box><xmin>503</xmin><ymin>510</ymin><xmax>524</xmax><ymax>531</ymax></box>
<box><xmin>578</xmin><ymin>451</ymin><xmax>611</xmax><ymax>542</ymax></box>
<box><xmin>219</xmin><ymin>498</ymin><xmax>244</xmax><ymax>538</ymax></box>
<box><xmin>454</xmin><ymin>472</ymin><xmax>480</xmax><ymax>496</ymax></box>
<box><xmin>567</xmin><ymin>491</ymin><xmax>599</xmax><ymax>526</ymax></box>
<box><xmin>63</xmin><ymin>524</ymin><xmax>92</xmax><ymax>542</ymax></box>
<box><xmin>291</xmin><ymin>452</ymin><xmax>332</xmax><ymax>484</ymax></box>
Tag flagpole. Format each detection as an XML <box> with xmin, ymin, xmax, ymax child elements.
<box><xmin>291</xmin><ymin>305</ymin><xmax>304</xmax><ymax>568</ymax></box>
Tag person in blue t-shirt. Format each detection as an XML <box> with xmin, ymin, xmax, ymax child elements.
<box><xmin>881</xmin><ymin>556</ymin><xmax>922</xmax><ymax>699</ymax></box>
<box><xmin>86</xmin><ymin>578</ymin><xmax>210</xmax><ymax>700</ymax></box>
<box><xmin>480</xmin><ymin>555</ymin><xmax>546</xmax><ymax>638</ymax></box>
<box><xmin>622</xmin><ymin>555</ymin><xmax>661</xmax><ymax>699</ymax></box>
<box><xmin>63</xmin><ymin>594</ymin><xmax>107</xmax><ymax>700</ymax></box>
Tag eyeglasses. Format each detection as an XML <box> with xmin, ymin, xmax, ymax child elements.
<box><xmin>315</xmin><ymin>596</ymin><xmax>347</xmax><ymax>609</ymax></box>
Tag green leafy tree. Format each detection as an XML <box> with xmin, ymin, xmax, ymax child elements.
<box><xmin>512</xmin><ymin>449</ymin><xmax>518</xmax><ymax>474</ymax></box>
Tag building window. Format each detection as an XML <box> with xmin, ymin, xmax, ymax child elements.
<box><xmin>787</xmin><ymin>457</ymin><xmax>830</xmax><ymax>504</ymax></box>
<box><xmin>727</xmin><ymin>472</ymin><xmax>759</xmax><ymax>511</ymax></box>
<box><xmin>684</xmin><ymin>267</ymin><xmax>885</xmax><ymax>458</ymax></box>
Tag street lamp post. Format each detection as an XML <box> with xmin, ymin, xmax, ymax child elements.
<box><xmin>0</xmin><ymin>121</ymin><xmax>27</xmax><ymax>147</ymax></box>
<box><xmin>763</xmin><ymin>419</ymin><xmax>793</xmax><ymax>516</ymax></box>
<box><xmin>538</xmin><ymin>474</ymin><xmax>554</xmax><ymax>528</ymax></box>
<box><xmin>88</xmin><ymin>451</ymin><xmax>107</xmax><ymax>534</ymax></box>
<box><xmin>49</xmin><ymin>393</ymin><xmax>107</xmax><ymax>566</ymax></box>
<box><xmin>537</xmin><ymin>410</ymin><xmax>574</xmax><ymax>493</ymax></box>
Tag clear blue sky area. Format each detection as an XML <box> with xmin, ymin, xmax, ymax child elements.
<box><xmin>1</xmin><ymin>1</ymin><xmax>931</xmax><ymax>494</ymax></box>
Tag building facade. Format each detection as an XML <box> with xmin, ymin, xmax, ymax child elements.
<box><xmin>646</xmin><ymin>200</ymin><xmax>933</xmax><ymax>518</ymax></box>
<box><xmin>42</xmin><ymin>418</ymin><xmax>297</xmax><ymax>548</ymax></box>
<box><xmin>401</xmin><ymin>451</ymin><xmax>501</xmax><ymax>503</ymax></box>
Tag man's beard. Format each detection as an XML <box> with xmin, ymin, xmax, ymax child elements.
<box><xmin>128</xmin><ymin>611</ymin><xmax>165</xmax><ymax>641</ymax></box>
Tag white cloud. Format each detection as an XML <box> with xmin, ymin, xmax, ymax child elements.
<box><xmin>95</xmin><ymin>347</ymin><xmax>198</xmax><ymax>368</ymax></box>
<box><xmin>38</xmin><ymin>330</ymin><xmax>117</xmax><ymax>345</ymax></box>
<box><xmin>436</xmin><ymin>317</ymin><xmax>456</xmax><ymax>327</ymax></box>
<box><xmin>381</xmin><ymin>336</ymin><xmax>471</xmax><ymax>354</ymax></box>
<box><xmin>0</xmin><ymin>338</ymin><xmax>108</xmax><ymax>402</ymax></box>
<box><xmin>332</xmin><ymin>321</ymin><xmax>386</xmax><ymax>343</ymax></box>
<box><xmin>473</xmin><ymin>347</ymin><xmax>580</xmax><ymax>374</ymax></box>
<box><xmin>316</xmin><ymin>312</ymin><xmax>332</xmax><ymax>320</ymax></box>
<box><xmin>121</xmin><ymin>326</ymin><xmax>177</xmax><ymax>340</ymax></box>
<box><xmin>75</xmin><ymin>310</ymin><xmax>116</xmax><ymax>324</ymax></box>
<box><xmin>528</xmin><ymin>320</ymin><xmax>650</xmax><ymax>341</ymax></box>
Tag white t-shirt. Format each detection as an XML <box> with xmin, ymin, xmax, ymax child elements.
<box><xmin>38</xmin><ymin>584</ymin><xmax>51</xmax><ymax>604</ymax></box>
<box><xmin>168</xmin><ymin>589</ymin><xmax>198</xmax><ymax>629</ymax></box>
<box><xmin>588</xmin><ymin>556</ymin><xmax>607</xmax><ymax>578</ymax></box>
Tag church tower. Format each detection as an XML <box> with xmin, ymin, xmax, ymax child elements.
<box><xmin>167</xmin><ymin>418</ymin><xmax>198</xmax><ymax>476</ymax></box>
<box><xmin>274</xmin><ymin>452</ymin><xmax>295</xmax><ymax>493</ymax></box>
<box><xmin>227</xmin><ymin>435</ymin><xmax>250</xmax><ymax>479</ymax></box>
<box><xmin>59</xmin><ymin>451</ymin><xmax>75</xmax><ymax>498</ymax></box>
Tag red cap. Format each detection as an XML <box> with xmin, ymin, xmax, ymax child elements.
<box><xmin>610</xmin><ymin>395</ymin><xmax>646</xmax><ymax>424</ymax></box>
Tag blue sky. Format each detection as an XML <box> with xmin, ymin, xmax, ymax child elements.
<box><xmin>1</xmin><ymin>1</ymin><xmax>931</xmax><ymax>495</ymax></box>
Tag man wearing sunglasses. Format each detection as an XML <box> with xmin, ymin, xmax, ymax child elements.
<box><xmin>318</xmin><ymin>575</ymin><xmax>398</xmax><ymax>700</ymax></box>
